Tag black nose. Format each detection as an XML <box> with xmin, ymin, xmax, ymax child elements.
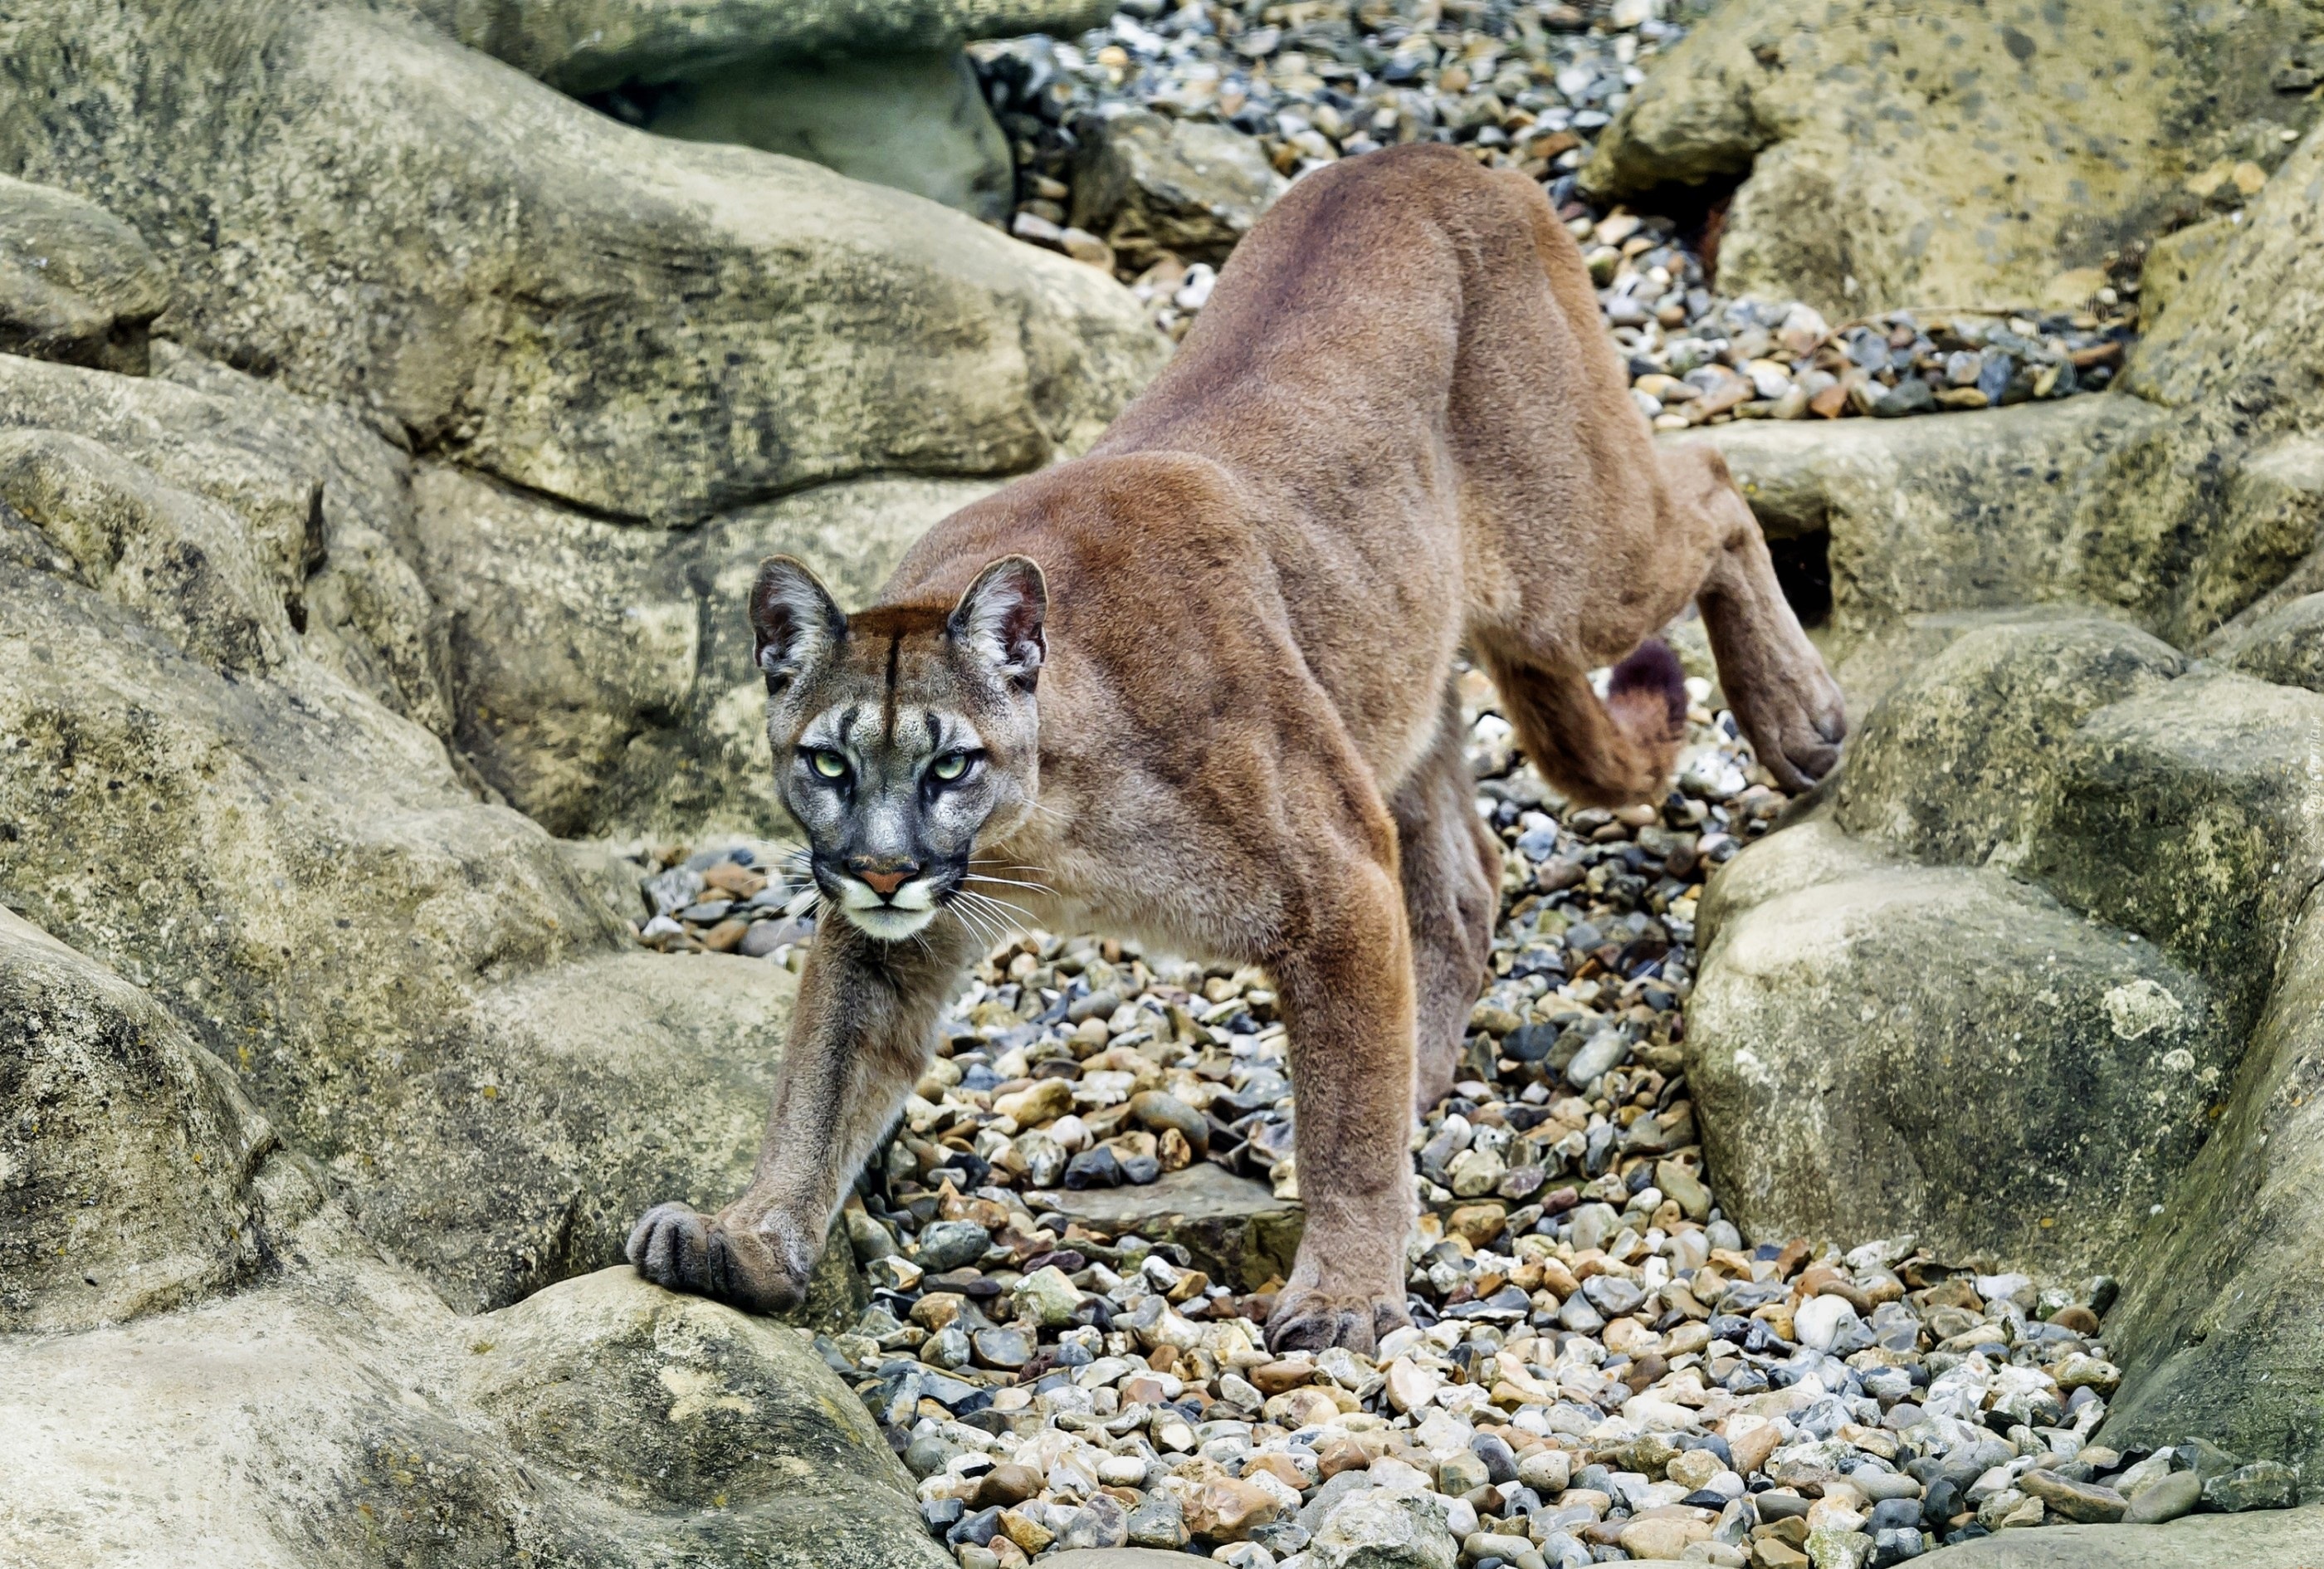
<box><xmin>847</xmin><ymin>856</ymin><xmax>920</xmax><ymax>899</ymax></box>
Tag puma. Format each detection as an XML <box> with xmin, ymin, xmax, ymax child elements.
<box><xmin>628</xmin><ymin>143</ymin><xmax>1844</xmax><ymax>1351</ymax></box>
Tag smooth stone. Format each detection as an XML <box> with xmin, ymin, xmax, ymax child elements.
<box><xmin>916</xmin><ymin>1220</ymin><xmax>993</xmax><ymax>1271</ymax></box>
<box><xmin>2120</xmin><ymin>1469</ymin><xmax>2202</xmax><ymax>1524</ymax></box>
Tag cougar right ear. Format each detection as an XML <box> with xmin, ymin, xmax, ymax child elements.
<box><xmin>749</xmin><ymin>556</ymin><xmax>845</xmax><ymax>692</ymax></box>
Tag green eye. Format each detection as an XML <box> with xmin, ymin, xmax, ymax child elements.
<box><xmin>930</xmin><ymin>752</ymin><xmax>969</xmax><ymax>782</ymax></box>
<box><xmin>810</xmin><ymin>750</ymin><xmax>847</xmax><ymax>780</ymax></box>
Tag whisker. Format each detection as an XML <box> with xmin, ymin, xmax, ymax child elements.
<box><xmin>964</xmin><ymin>873</ymin><xmax>1056</xmax><ymax>895</ymax></box>
<box><xmin>957</xmin><ymin>889</ymin><xmax>1038</xmax><ymax>934</ymax></box>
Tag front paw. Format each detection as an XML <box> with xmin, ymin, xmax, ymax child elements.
<box><xmin>1742</xmin><ymin>662</ymin><xmax>1848</xmax><ymax>791</ymax></box>
<box><xmin>625</xmin><ymin>1200</ymin><xmax>809</xmax><ymax>1314</ymax></box>
<box><xmin>1265</xmin><ymin>1287</ymin><xmax>1410</xmax><ymax>1355</ymax></box>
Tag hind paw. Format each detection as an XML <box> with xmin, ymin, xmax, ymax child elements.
<box><xmin>1266</xmin><ymin>1288</ymin><xmax>1410</xmax><ymax>1355</ymax></box>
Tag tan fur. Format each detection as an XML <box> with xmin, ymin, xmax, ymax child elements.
<box><xmin>628</xmin><ymin>145</ymin><xmax>1844</xmax><ymax>1350</ymax></box>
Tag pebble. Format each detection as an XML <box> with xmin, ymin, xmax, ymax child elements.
<box><xmin>962</xmin><ymin>3</ymin><xmax>2134</xmax><ymax>420</ymax></box>
<box><xmin>637</xmin><ymin>659</ymin><xmax>2277</xmax><ymax>1564</ymax></box>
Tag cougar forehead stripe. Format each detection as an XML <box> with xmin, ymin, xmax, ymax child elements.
<box><xmin>881</xmin><ymin>631</ymin><xmax>902</xmax><ymax>743</ymax></box>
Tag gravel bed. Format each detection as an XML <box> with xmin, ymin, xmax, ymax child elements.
<box><xmin>966</xmin><ymin>0</ymin><xmax>2136</xmax><ymax>428</ymax></box>
<box><xmin>626</xmin><ymin>667</ymin><xmax>2296</xmax><ymax>1567</ymax></box>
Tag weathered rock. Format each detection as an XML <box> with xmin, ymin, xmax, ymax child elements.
<box><xmin>624</xmin><ymin>49</ymin><xmax>1017</xmax><ymax>219</ymax></box>
<box><xmin>2097</xmin><ymin>883</ymin><xmax>2324</xmax><ymax>1481</ymax></box>
<box><xmin>1029</xmin><ymin>1161</ymin><xmax>1303</xmax><ymax>1293</ymax></box>
<box><xmin>0</xmin><ymin>1249</ymin><xmax>945</xmax><ymax>1567</ymax></box>
<box><xmin>0</xmin><ymin>173</ymin><xmax>170</xmax><ymax>374</ymax></box>
<box><xmin>1831</xmin><ymin>616</ymin><xmax>2185</xmax><ymax>868</ymax></box>
<box><xmin>0</xmin><ymin>398</ymin><xmax>885</xmax><ymax>1317</ymax></box>
<box><xmin>0</xmin><ymin>907</ymin><xmax>281</xmax><ymax>1332</ymax></box>
<box><xmin>1308</xmin><ymin>1487</ymin><xmax>1459</xmax><ymax>1569</ymax></box>
<box><xmin>413</xmin><ymin>464</ymin><xmax>997</xmax><ymax>837</ymax></box>
<box><xmin>1071</xmin><ymin>110</ymin><xmax>1287</xmax><ymax>269</ymax></box>
<box><xmin>2136</xmin><ymin>217</ymin><xmax>2234</xmax><ymax>334</ymax></box>
<box><xmin>0</xmin><ymin>0</ymin><xmax>1165</xmax><ymax>525</ymax></box>
<box><xmin>0</xmin><ymin>346</ymin><xmax>452</xmax><ymax>736</ymax></box>
<box><xmin>2214</xmin><ymin>591</ymin><xmax>2324</xmax><ymax>693</ymax></box>
<box><xmin>1909</xmin><ymin>1507</ymin><xmax>2324</xmax><ymax>1565</ymax></box>
<box><xmin>410</xmin><ymin>0</ymin><xmax>1113</xmax><ymax>95</ymax></box>
<box><xmin>1690</xmin><ymin>820</ymin><xmax>2235</xmax><ymax>1273</ymax></box>
<box><xmin>1586</xmin><ymin>0</ymin><xmax>2321</xmax><ymax>315</ymax></box>
<box><xmin>2027</xmin><ymin>670</ymin><xmax>2324</xmax><ymax>1029</ymax></box>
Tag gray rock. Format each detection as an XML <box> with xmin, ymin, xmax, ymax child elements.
<box><xmin>0</xmin><ymin>0</ymin><xmax>1165</xmax><ymax>526</ymax></box>
<box><xmin>627</xmin><ymin>50</ymin><xmax>1016</xmax><ymax>221</ymax></box>
<box><xmin>0</xmin><ymin>1253</ymin><xmax>948</xmax><ymax>1567</ymax></box>
<box><xmin>0</xmin><ymin>907</ymin><xmax>291</xmax><ymax>1333</ymax></box>
<box><xmin>915</xmin><ymin>1220</ymin><xmax>992</xmax><ymax>1272</ymax></box>
<box><xmin>1907</xmin><ymin>1506</ymin><xmax>2324</xmax><ymax>1566</ymax></box>
<box><xmin>2119</xmin><ymin>1469</ymin><xmax>2202</xmax><ymax>1524</ymax></box>
<box><xmin>1564</xmin><ymin>1028</ymin><xmax>1629</xmax><ymax>1088</ymax></box>
<box><xmin>409</xmin><ymin>0</ymin><xmax>1114</xmax><ymax>95</ymax></box>
<box><xmin>1057</xmin><ymin>1492</ymin><xmax>1131</xmax><ymax>1550</ymax></box>
<box><xmin>2205</xmin><ymin>1461</ymin><xmax>2301</xmax><ymax>1513</ymax></box>
<box><xmin>1832</xmin><ymin>616</ymin><xmax>2186</xmax><ymax>869</ymax></box>
<box><xmin>1029</xmin><ymin>1161</ymin><xmax>1302</xmax><ymax>1293</ymax></box>
<box><xmin>2213</xmin><ymin>590</ymin><xmax>2324</xmax><ymax>694</ymax></box>
<box><xmin>1125</xmin><ymin>1492</ymin><xmax>1189</xmax><ymax>1548</ymax></box>
<box><xmin>1309</xmin><ymin>1487</ymin><xmax>1458</xmax><ymax>1569</ymax></box>
<box><xmin>1584</xmin><ymin>0</ymin><xmax>2319</xmax><ymax>316</ymax></box>
<box><xmin>1691</xmin><ymin>820</ymin><xmax>2234</xmax><ymax>1274</ymax></box>
<box><xmin>0</xmin><ymin>174</ymin><xmax>169</xmax><ymax>374</ymax></box>
<box><xmin>1071</xmin><ymin>110</ymin><xmax>1287</xmax><ymax>269</ymax></box>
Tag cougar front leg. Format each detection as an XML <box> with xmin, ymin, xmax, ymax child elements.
<box><xmin>627</xmin><ymin>919</ymin><xmax>973</xmax><ymax>1312</ymax></box>
<box><xmin>1265</xmin><ymin>854</ymin><xmax>1419</xmax><ymax>1354</ymax></box>
<box><xmin>1675</xmin><ymin>447</ymin><xmax>1848</xmax><ymax>788</ymax></box>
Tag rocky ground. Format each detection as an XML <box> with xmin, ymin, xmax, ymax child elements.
<box><xmin>630</xmin><ymin>657</ymin><xmax>2299</xmax><ymax>1567</ymax></box>
<box><xmin>968</xmin><ymin>0</ymin><xmax>2137</xmax><ymax>428</ymax></box>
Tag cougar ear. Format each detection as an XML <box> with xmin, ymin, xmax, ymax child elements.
<box><xmin>749</xmin><ymin>555</ymin><xmax>845</xmax><ymax>692</ymax></box>
<box><xmin>949</xmin><ymin>555</ymin><xmax>1047</xmax><ymax>692</ymax></box>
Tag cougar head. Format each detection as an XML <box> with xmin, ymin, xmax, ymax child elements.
<box><xmin>749</xmin><ymin>554</ymin><xmax>1045</xmax><ymax>943</ymax></box>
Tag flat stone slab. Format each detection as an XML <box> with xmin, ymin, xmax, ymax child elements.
<box><xmin>1029</xmin><ymin>1162</ymin><xmax>1301</xmax><ymax>1293</ymax></box>
<box><xmin>1919</xmin><ymin>1508</ymin><xmax>2324</xmax><ymax>1567</ymax></box>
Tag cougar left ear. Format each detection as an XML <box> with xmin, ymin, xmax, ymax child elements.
<box><xmin>750</xmin><ymin>555</ymin><xmax>846</xmax><ymax>692</ymax></box>
<box><xmin>949</xmin><ymin>555</ymin><xmax>1047</xmax><ymax>692</ymax></box>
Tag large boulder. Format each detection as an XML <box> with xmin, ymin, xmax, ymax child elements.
<box><xmin>0</xmin><ymin>352</ymin><xmax>852</xmax><ymax>1315</ymax></box>
<box><xmin>1690</xmin><ymin>821</ymin><xmax>2235</xmax><ymax>1275</ymax></box>
<box><xmin>0</xmin><ymin>343</ymin><xmax>451</xmax><ymax>736</ymax></box>
<box><xmin>0</xmin><ymin>1238</ymin><xmax>943</xmax><ymax>1566</ymax></box>
<box><xmin>1689</xmin><ymin>125</ymin><xmax>2324</xmax><ymax>682</ymax></box>
<box><xmin>1914</xmin><ymin>1509</ymin><xmax>2324</xmax><ymax>1567</ymax></box>
<box><xmin>1692</xmin><ymin>611</ymin><xmax>2324</xmax><ymax>1477</ymax></box>
<box><xmin>0</xmin><ymin>907</ymin><xmax>279</xmax><ymax>1333</ymax></box>
<box><xmin>0</xmin><ymin>0</ymin><xmax>1166</xmax><ymax>525</ymax></box>
<box><xmin>2095</xmin><ymin>891</ymin><xmax>2324</xmax><ymax>1482</ymax></box>
<box><xmin>409</xmin><ymin>0</ymin><xmax>1114</xmax><ymax>95</ymax></box>
<box><xmin>0</xmin><ymin>172</ymin><xmax>169</xmax><ymax>374</ymax></box>
<box><xmin>1586</xmin><ymin>0</ymin><xmax>2322</xmax><ymax>316</ymax></box>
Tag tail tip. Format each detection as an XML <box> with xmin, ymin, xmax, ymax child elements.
<box><xmin>1609</xmin><ymin>638</ymin><xmax>1687</xmax><ymax>730</ymax></box>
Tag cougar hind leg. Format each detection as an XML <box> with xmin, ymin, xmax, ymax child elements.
<box><xmin>1392</xmin><ymin>682</ymin><xmax>1501</xmax><ymax>1115</ymax></box>
<box><xmin>1479</xmin><ymin>639</ymin><xmax>1687</xmax><ymax>809</ymax></box>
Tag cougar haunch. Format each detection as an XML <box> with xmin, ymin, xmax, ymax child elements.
<box><xmin>627</xmin><ymin>144</ymin><xmax>1844</xmax><ymax>1351</ymax></box>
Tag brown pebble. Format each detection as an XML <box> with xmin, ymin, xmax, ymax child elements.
<box><xmin>1316</xmin><ymin>1435</ymin><xmax>1370</xmax><ymax>1479</ymax></box>
<box><xmin>2049</xmin><ymin>1303</ymin><xmax>2101</xmax><ymax>1335</ymax></box>
<box><xmin>974</xmin><ymin>1462</ymin><xmax>1044</xmax><ymax>1509</ymax></box>
<box><xmin>1251</xmin><ymin>1360</ymin><xmax>1316</xmax><ymax>1395</ymax></box>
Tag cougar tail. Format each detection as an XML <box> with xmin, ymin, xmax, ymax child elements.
<box><xmin>1481</xmin><ymin>638</ymin><xmax>1687</xmax><ymax>808</ymax></box>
